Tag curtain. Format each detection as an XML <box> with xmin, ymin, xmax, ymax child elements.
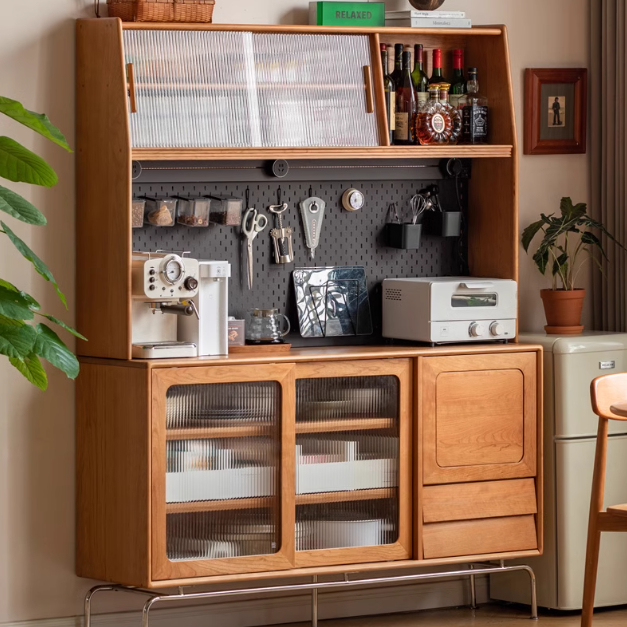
<box><xmin>591</xmin><ymin>0</ymin><xmax>627</xmax><ymax>330</ymax></box>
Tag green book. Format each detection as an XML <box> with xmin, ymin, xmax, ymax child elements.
<box><xmin>309</xmin><ymin>2</ymin><xmax>386</xmax><ymax>27</ymax></box>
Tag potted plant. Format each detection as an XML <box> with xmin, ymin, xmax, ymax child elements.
<box><xmin>522</xmin><ymin>197</ymin><xmax>622</xmax><ymax>335</ymax></box>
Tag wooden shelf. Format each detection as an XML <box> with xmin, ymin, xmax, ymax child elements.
<box><xmin>167</xmin><ymin>496</ymin><xmax>275</xmax><ymax>514</ymax></box>
<box><xmin>132</xmin><ymin>145</ymin><xmax>513</xmax><ymax>161</ymax></box>
<box><xmin>166</xmin><ymin>423</ymin><xmax>273</xmax><ymax>440</ymax></box>
<box><xmin>296</xmin><ymin>488</ymin><xmax>396</xmax><ymax>506</ymax></box>
<box><xmin>296</xmin><ymin>418</ymin><xmax>395</xmax><ymax>434</ymax></box>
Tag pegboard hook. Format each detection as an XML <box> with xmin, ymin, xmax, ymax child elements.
<box><xmin>277</xmin><ymin>186</ymin><xmax>282</xmax><ymax>205</ymax></box>
<box><xmin>309</xmin><ymin>185</ymin><xmax>313</xmax><ymax>198</ymax></box>
<box><xmin>245</xmin><ymin>186</ymin><xmax>251</xmax><ymax>208</ymax></box>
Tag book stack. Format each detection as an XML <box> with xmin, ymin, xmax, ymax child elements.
<box><xmin>385</xmin><ymin>10</ymin><xmax>471</xmax><ymax>29</ymax></box>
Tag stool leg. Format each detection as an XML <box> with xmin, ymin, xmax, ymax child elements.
<box><xmin>581</xmin><ymin>520</ymin><xmax>601</xmax><ymax>627</ymax></box>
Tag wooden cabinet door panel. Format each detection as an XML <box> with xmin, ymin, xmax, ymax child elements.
<box><xmin>151</xmin><ymin>364</ymin><xmax>296</xmax><ymax>581</ymax></box>
<box><xmin>420</xmin><ymin>353</ymin><xmax>538</xmax><ymax>485</ymax></box>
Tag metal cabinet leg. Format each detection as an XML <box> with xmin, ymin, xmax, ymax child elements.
<box><xmin>312</xmin><ymin>575</ymin><xmax>318</xmax><ymax>627</ymax></box>
<box><xmin>84</xmin><ymin>585</ymin><xmax>115</xmax><ymax>627</ymax></box>
<box><xmin>523</xmin><ymin>566</ymin><xmax>538</xmax><ymax>620</ymax></box>
<box><xmin>469</xmin><ymin>564</ymin><xmax>478</xmax><ymax>610</ymax></box>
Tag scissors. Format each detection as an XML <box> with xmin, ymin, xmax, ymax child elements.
<box><xmin>242</xmin><ymin>207</ymin><xmax>268</xmax><ymax>289</ymax></box>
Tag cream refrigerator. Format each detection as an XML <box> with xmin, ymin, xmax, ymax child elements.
<box><xmin>491</xmin><ymin>332</ymin><xmax>627</xmax><ymax>610</ymax></box>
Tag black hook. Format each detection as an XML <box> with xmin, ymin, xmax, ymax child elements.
<box><xmin>309</xmin><ymin>186</ymin><xmax>313</xmax><ymax>198</ymax></box>
<box><xmin>245</xmin><ymin>186</ymin><xmax>250</xmax><ymax>208</ymax></box>
<box><xmin>277</xmin><ymin>186</ymin><xmax>282</xmax><ymax>205</ymax></box>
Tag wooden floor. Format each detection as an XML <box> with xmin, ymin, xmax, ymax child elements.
<box><xmin>274</xmin><ymin>604</ymin><xmax>627</xmax><ymax>626</ymax></box>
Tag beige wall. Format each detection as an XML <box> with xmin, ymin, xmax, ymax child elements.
<box><xmin>0</xmin><ymin>0</ymin><xmax>590</xmax><ymax>622</ymax></box>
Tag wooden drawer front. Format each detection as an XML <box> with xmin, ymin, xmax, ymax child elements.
<box><xmin>423</xmin><ymin>515</ymin><xmax>538</xmax><ymax>559</ymax></box>
<box><xmin>423</xmin><ymin>479</ymin><xmax>537</xmax><ymax>524</ymax></box>
<box><xmin>420</xmin><ymin>353</ymin><xmax>538</xmax><ymax>484</ymax></box>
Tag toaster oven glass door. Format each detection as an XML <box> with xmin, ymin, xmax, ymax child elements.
<box><xmin>451</xmin><ymin>294</ymin><xmax>497</xmax><ymax>308</ymax></box>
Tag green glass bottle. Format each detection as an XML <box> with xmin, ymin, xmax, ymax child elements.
<box><xmin>429</xmin><ymin>48</ymin><xmax>447</xmax><ymax>85</ymax></box>
<box><xmin>394</xmin><ymin>50</ymin><xmax>417</xmax><ymax>145</ymax></box>
<box><xmin>411</xmin><ymin>44</ymin><xmax>429</xmax><ymax>106</ymax></box>
<box><xmin>390</xmin><ymin>43</ymin><xmax>404</xmax><ymax>90</ymax></box>
<box><xmin>449</xmin><ymin>49</ymin><xmax>466</xmax><ymax>109</ymax></box>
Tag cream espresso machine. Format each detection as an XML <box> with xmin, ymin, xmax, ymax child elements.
<box><xmin>131</xmin><ymin>252</ymin><xmax>229</xmax><ymax>358</ymax></box>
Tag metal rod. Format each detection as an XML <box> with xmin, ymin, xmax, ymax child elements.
<box><xmin>85</xmin><ymin>563</ymin><xmax>539</xmax><ymax>623</ymax></box>
<box><xmin>312</xmin><ymin>575</ymin><xmax>318</xmax><ymax>627</ymax></box>
<box><xmin>469</xmin><ymin>564</ymin><xmax>477</xmax><ymax>610</ymax></box>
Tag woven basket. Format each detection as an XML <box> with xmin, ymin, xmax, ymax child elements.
<box><xmin>96</xmin><ymin>0</ymin><xmax>215</xmax><ymax>22</ymax></box>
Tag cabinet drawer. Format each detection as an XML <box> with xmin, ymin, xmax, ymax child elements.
<box><xmin>423</xmin><ymin>515</ymin><xmax>538</xmax><ymax>559</ymax></box>
<box><xmin>423</xmin><ymin>479</ymin><xmax>537</xmax><ymax>523</ymax></box>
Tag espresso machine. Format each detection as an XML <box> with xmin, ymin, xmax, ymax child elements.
<box><xmin>131</xmin><ymin>251</ymin><xmax>200</xmax><ymax>358</ymax></box>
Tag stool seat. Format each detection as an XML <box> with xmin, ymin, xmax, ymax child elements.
<box><xmin>607</xmin><ymin>504</ymin><xmax>627</xmax><ymax>517</ymax></box>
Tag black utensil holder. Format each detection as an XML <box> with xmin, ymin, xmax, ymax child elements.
<box><xmin>386</xmin><ymin>223</ymin><xmax>423</xmax><ymax>250</ymax></box>
<box><xmin>424</xmin><ymin>211</ymin><xmax>462</xmax><ymax>237</ymax></box>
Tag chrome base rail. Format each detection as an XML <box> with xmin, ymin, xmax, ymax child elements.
<box><xmin>83</xmin><ymin>562</ymin><xmax>538</xmax><ymax>627</ymax></box>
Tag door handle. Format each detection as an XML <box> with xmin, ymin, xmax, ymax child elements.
<box><xmin>363</xmin><ymin>65</ymin><xmax>374</xmax><ymax>114</ymax></box>
<box><xmin>127</xmin><ymin>63</ymin><xmax>137</xmax><ymax>114</ymax></box>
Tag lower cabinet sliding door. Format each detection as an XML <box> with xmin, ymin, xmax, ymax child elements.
<box><xmin>151</xmin><ymin>364</ymin><xmax>296</xmax><ymax>581</ymax></box>
<box><xmin>293</xmin><ymin>359</ymin><xmax>412</xmax><ymax>567</ymax></box>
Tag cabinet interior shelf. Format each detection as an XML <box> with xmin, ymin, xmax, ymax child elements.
<box><xmin>132</xmin><ymin>145</ymin><xmax>513</xmax><ymax>161</ymax></box>
<box><xmin>165</xmin><ymin>487</ymin><xmax>396</xmax><ymax>514</ymax></box>
<box><xmin>295</xmin><ymin>418</ymin><xmax>395</xmax><ymax>433</ymax></box>
<box><xmin>166</xmin><ymin>424</ymin><xmax>273</xmax><ymax>440</ymax></box>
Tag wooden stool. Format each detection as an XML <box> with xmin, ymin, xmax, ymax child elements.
<box><xmin>582</xmin><ymin>374</ymin><xmax>627</xmax><ymax>626</ymax></box>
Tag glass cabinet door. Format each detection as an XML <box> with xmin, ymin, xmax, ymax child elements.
<box><xmin>151</xmin><ymin>365</ymin><xmax>295</xmax><ymax>580</ymax></box>
<box><xmin>123</xmin><ymin>29</ymin><xmax>379</xmax><ymax>148</ymax></box>
<box><xmin>294</xmin><ymin>359</ymin><xmax>412</xmax><ymax>567</ymax></box>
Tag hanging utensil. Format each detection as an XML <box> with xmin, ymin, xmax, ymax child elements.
<box><xmin>299</xmin><ymin>187</ymin><xmax>326</xmax><ymax>262</ymax></box>
<box><xmin>269</xmin><ymin>187</ymin><xmax>294</xmax><ymax>264</ymax></box>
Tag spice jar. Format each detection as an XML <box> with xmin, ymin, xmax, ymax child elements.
<box><xmin>145</xmin><ymin>198</ymin><xmax>177</xmax><ymax>227</ymax></box>
<box><xmin>132</xmin><ymin>200</ymin><xmax>146</xmax><ymax>228</ymax></box>
<box><xmin>208</xmin><ymin>196</ymin><xmax>244</xmax><ymax>226</ymax></box>
<box><xmin>177</xmin><ymin>198</ymin><xmax>210</xmax><ymax>227</ymax></box>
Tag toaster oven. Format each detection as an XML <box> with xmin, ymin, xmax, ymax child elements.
<box><xmin>382</xmin><ymin>277</ymin><xmax>517</xmax><ymax>344</ymax></box>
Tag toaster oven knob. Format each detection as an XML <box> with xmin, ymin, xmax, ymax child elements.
<box><xmin>469</xmin><ymin>322</ymin><xmax>485</xmax><ymax>338</ymax></box>
<box><xmin>490</xmin><ymin>322</ymin><xmax>503</xmax><ymax>337</ymax></box>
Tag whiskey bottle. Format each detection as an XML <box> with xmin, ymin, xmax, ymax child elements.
<box><xmin>380</xmin><ymin>44</ymin><xmax>396</xmax><ymax>145</ymax></box>
<box><xmin>411</xmin><ymin>44</ymin><xmax>429</xmax><ymax>105</ymax></box>
<box><xmin>449</xmin><ymin>49</ymin><xmax>466</xmax><ymax>109</ymax></box>
<box><xmin>394</xmin><ymin>49</ymin><xmax>417</xmax><ymax>145</ymax></box>
<box><xmin>459</xmin><ymin>67</ymin><xmax>489</xmax><ymax>144</ymax></box>
<box><xmin>416</xmin><ymin>84</ymin><xmax>461</xmax><ymax>145</ymax></box>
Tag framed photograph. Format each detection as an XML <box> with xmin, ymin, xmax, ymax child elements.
<box><xmin>524</xmin><ymin>68</ymin><xmax>587</xmax><ymax>155</ymax></box>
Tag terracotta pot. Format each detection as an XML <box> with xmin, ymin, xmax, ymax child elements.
<box><xmin>540</xmin><ymin>289</ymin><xmax>586</xmax><ymax>335</ymax></box>
<box><xmin>409</xmin><ymin>0</ymin><xmax>445</xmax><ymax>9</ymax></box>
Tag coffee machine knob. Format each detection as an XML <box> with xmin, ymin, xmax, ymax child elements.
<box><xmin>184</xmin><ymin>276</ymin><xmax>198</xmax><ymax>292</ymax></box>
<box><xmin>469</xmin><ymin>322</ymin><xmax>485</xmax><ymax>338</ymax></box>
<box><xmin>149</xmin><ymin>284</ymin><xmax>156</xmax><ymax>291</ymax></box>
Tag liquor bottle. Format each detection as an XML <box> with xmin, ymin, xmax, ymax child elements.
<box><xmin>390</xmin><ymin>44</ymin><xmax>404</xmax><ymax>91</ymax></box>
<box><xmin>394</xmin><ymin>50</ymin><xmax>417</xmax><ymax>145</ymax></box>
<box><xmin>416</xmin><ymin>84</ymin><xmax>461</xmax><ymax>145</ymax></box>
<box><xmin>449</xmin><ymin>49</ymin><xmax>466</xmax><ymax>109</ymax></box>
<box><xmin>380</xmin><ymin>44</ymin><xmax>396</xmax><ymax>145</ymax></box>
<box><xmin>429</xmin><ymin>49</ymin><xmax>447</xmax><ymax>85</ymax></box>
<box><xmin>411</xmin><ymin>44</ymin><xmax>429</xmax><ymax>105</ymax></box>
<box><xmin>459</xmin><ymin>67</ymin><xmax>489</xmax><ymax>144</ymax></box>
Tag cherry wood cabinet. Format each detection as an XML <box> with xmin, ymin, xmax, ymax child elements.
<box><xmin>76</xmin><ymin>344</ymin><xmax>542</xmax><ymax>588</ymax></box>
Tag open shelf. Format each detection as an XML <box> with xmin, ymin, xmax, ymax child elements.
<box><xmin>295</xmin><ymin>418</ymin><xmax>395</xmax><ymax>434</ymax></box>
<box><xmin>166</xmin><ymin>496</ymin><xmax>275</xmax><ymax>514</ymax></box>
<box><xmin>132</xmin><ymin>145</ymin><xmax>513</xmax><ymax>161</ymax></box>
<box><xmin>166</xmin><ymin>424</ymin><xmax>273</xmax><ymax>440</ymax></box>
<box><xmin>296</xmin><ymin>488</ymin><xmax>396</xmax><ymax>505</ymax></box>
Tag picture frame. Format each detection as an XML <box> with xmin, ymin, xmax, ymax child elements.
<box><xmin>524</xmin><ymin>68</ymin><xmax>588</xmax><ymax>155</ymax></box>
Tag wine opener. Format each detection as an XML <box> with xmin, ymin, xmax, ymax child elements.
<box><xmin>269</xmin><ymin>189</ymin><xmax>294</xmax><ymax>264</ymax></box>
<box><xmin>299</xmin><ymin>191</ymin><xmax>326</xmax><ymax>261</ymax></box>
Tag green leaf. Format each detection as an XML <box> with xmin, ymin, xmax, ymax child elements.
<box><xmin>560</xmin><ymin>197</ymin><xmax>574</xmax><ymax>218</ymax></box>
<box><xmin>521</xmin><ymin>219</ymin><xmax>545</xmax><ymax>252</ymax></box>
<box><xmin>32</xmin><ymin>323</ymin><xmax>79</xmax><ymax>379</ymax></box>
<box><xmin>0</xmin><ymin>97</ymin><xmax>71</xmax><ymax>152</ymax></box>
<box><xmin>1</xmin><ymin>220</ymin><xmax>67</xmax><ymax>307</ymax></box>
<box><xmin>0</xmin><ymin>280</ymin><xmax>41</xmax><ymax>311</ymax></box>
<box><xmin>0</xmin><ymin>136</ymin><xmax>58</xmax><ymax>187</ymax></box>
<box><xmin>0</xmin><ymin>184</ymin><xmax>46</xmax><ymax>225</ymax></box>
<box><xmin>9</xmin><ymin>352</ymin><xmax>47</xmax><ymax>390</ymax></box>
<box><xmin>581</xmin><ymin>231</ymin><xmax>608</xmax><ymax>259</ymax></box>
<box><xmin>533</xmin><ymin>246</ymin><xmax>550</xmax><ymax>275</ymax></box>
<box><xmin>0</xmin><ymin>316</ymin><xmax>37</xmax><ymax>358</ymax></box>
<box><xmin>0</xmin><ymin>285</ymin><xmax>35</xmax><ymax>320</ymax></box>
<box><xmin>37</xmin><ymin>312</ymin><xmax>87</xmax><ymax>341</ymax></box>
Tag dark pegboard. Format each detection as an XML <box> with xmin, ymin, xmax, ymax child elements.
<box><xmin>132</xmin><ymin>179</ymin><xmax>466</xmax><ymax>346</ymax></box>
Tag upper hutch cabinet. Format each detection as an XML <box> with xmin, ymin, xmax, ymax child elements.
<box><xmin>124</xmin><ymin>29</ymin><xmax>379</xmax><ymax>148</ymax></box>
